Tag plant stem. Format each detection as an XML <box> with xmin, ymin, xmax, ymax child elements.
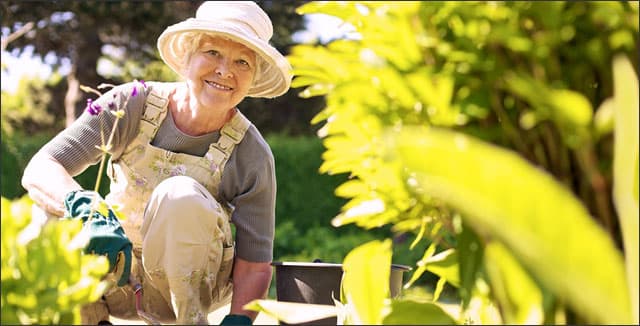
<box><xmin>490</xmin><ymin>93</ymin><xmax>534</xmax><ymax>161</ymax></box>
<box><xmin>540</xmin><ymin>122</ymin><xmax>573</xmax><ymax>188</ymax></box>
<box><xmin>575</xmin><ymin>143</ymin><xmax>619</xmax><ymax>247</ymax></box>
<box><xmin>89</xmin><ymin>113</ymin><xmax>122</xmax><ymax>220</ymax></box>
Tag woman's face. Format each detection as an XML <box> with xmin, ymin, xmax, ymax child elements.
<box><xmin>184</xmin><ymin>35</ymin><xmax>257</xmax><ymax>111</ymax></box>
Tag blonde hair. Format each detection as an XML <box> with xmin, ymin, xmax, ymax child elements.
<box><xmin>174</xmin><ymin>31</ymin><xmax>264</xmax><ymax>82</ymax></box>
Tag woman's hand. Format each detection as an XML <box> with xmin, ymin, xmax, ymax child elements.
<box><xmin>63</xmin><ymin>190</ymin><xmax>132</xmax><ymax>287</ymax></box>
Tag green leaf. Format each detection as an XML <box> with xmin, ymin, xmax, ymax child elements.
<box><xmin>2</xmin><ymin>195</ymin><xmax>108</xmax><ymax>325</ymax></box>
<box><xmin>383</xmin><ymin>299</ymin><xmax>457</xmax><ymax>325</ymax></box>
<box><xmin>462</xmin><ymin>280</ymin><xmax>504</xmax><ymax>325</ymax></box>
<box><xmin>484</xmin><ymin>241</ymin><xmax>544</xmax><ymax>324</ymax></box>
<box><xmin>389</xmin><ymin>127</ymin><xmax>632</xmax><ymax>324</ymax></box>
<box><xmin>504</xmin><ymin>73</ymin><xmax>593</xmax><ymax>147</ymax></box>
<box><xmin>405</xmin><ymin>242</ymin><xmax>437</xmax><ymax>289</ymax></box>
<box><xmin>342</xmin><ymin>239</ymin><xmax>392</xmax><ymax>324</ymax></box>
<box><xmin>432</xmin><ymin>277</ymin><xmax>447</xmax><ymax>302</ymax></box>
<box><xmin>424</xmin><ymin>249</ymin><xmax>460</xmax><ymax>287</ymax></box>
<box><xmin>457</xmin><ymin>223</ymin><xmax>483</xmax><ymax>309</ymax></box>
<box><xmin>593</xmin><ymin>98</ymin><xmax>615</xmax><ymax>139</ymax></box>
<box><xmin>409</xmin><ymin>218</ymin><xmax>427</xmax><ymax>250</ymax></box>
<box><xmin>299</xmin><ymin>84</ymin><xmax>333</xmax><ymax>98</ymax></box>
<box><xmin>243</xmin><ymin>299</ymin><xmax>337</xmax><ymax>325</ymax></box>
<box><xmin>295</xmin><ymin>1</ymin><xmax>360</xmax><ymax>21</ymax></box>
<box><xmin>335</xmin><ymin>179</ymin><xmax>369</xmax><ymax>198</ymax></box>
<box><xmin>547</xmin><ymin>89</ymin><xmax>593</xmax><ymax>129</ymax></box>
<box><xmin>611</xmin><ymin>54</ymin><xmax>639</xmax><ymax>324</ymax></box>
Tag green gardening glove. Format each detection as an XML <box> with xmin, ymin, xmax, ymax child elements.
<box><xmin>64</xmin><ymin>190</ymin><xmax>132</xmax><ymax>287</ymax></box>
<box><xmin>220</xmin><ymin>314</ymin><xmax>252</xmax><ymax>325</ymax></box>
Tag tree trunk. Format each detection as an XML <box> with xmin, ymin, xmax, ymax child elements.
<box><xmin>64</xmin><ymin>67</ymin><xmax>80</xmax><ymax>128</ymax></box>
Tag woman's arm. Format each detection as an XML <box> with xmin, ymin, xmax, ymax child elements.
<box><xmin>21</xmin><ymin>82</ymin><xmax>146</xmax><ymax>217</ymax></box>
<box><xmin>229</xmin><ymin>257</ymin><xmax>273</xmax><ymax>321</ymax></box>
<box><xmin>22</xmin><ymin>151</ymin><xmax>84</xmax><ymax>217</ymax></box>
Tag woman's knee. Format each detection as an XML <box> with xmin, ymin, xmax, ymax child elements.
<box><xmin>152</xmin><ymin>176</ymin><xmax>211</xmax><ymax>202</ymax></box>
<box><xmin>143</xmin><ymin>176</ymin><xmax>225</xmax><ymax>236</ymax></box>
<box><xmin>149</xmin><ymin>176</ymin><xmax>222</xmax><ymax>214</ymax></box>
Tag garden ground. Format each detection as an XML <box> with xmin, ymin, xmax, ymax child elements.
<box><xmin>110</xmin><ymin>302</ymin><xmax>278</xmax><ymax>325</ymax></box>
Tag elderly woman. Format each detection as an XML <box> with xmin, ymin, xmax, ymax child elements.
<box><xmin>21</xmin><ymin>1</ymin><xmax>291</xmax><ymax>324</ymax></box>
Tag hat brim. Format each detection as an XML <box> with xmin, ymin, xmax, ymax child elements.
<box><xmin>158</xmin><ymin>19</ymin><xmax>292</xmax><ymax>98</ymax></box>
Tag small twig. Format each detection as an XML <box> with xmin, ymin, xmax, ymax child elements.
<box><xmin>1</xmin><ymin>21</ymin><xmax>34</xmax><ymax>51</ymax></box>
<box><xmin>574</xmin><ymin>144</ymin><xmax>619</xmax><ymax>247</ymax></box>
<box><xmin>539</xmin><ymin>122</ymin><xmax>573</xmax><ymax>188</ymax></box>
<box><xmin>80</xmin><ymin>85</ymin><xmax>103</xmax><ymax>97</ymax></box>
<box><xmin>490</xmin><ymin>92</ymin><xmax>534</xmax><ymax>162</ymax></box>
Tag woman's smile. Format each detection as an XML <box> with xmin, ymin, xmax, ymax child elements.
<box><xmin>205</xmin><ymin>79</ymin><xmax>233</xmax><ymax>91</ymax></box>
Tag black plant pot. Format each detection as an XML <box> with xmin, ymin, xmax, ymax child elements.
<box><xmin>271</xmin><ymin>261</ymin><xmax>411</xmax><ymax>325</ymax></box>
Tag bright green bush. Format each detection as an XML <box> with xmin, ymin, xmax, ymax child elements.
<box><xmin>287</xmin><ymin>1</ymin><xmax>638</xmax><ymax>325</ymax></box>
<box><xmin>1</xmin><ymin>195</ymin><xmax>109</xmax><ymax>324</ymax></box>
<box><xmin>0</xmin><ymin>129</ymin><xmax>110</xmax><ymax>199</ymax></box>
<box><xmin>1</xmin><ymin>130</ymin><xmax>53</xmax><ymax>199</ymax></box>
<box><xmin>269</xmin><ymin>134</ymin><xmax>430</xmax><ymax>269</ymax></box>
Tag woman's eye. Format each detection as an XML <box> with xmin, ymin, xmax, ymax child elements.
<box><xmin>237</xmin><ymin>59</ymin><xmax>249</xmax><ymax>67</ymax></box>
<box><xmin>206</xmin><ymin>50</ymin><xmax>220</xmax><ymax>56</ymax></box>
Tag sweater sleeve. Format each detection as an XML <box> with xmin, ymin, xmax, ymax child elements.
<box><xmin>40</xmin><ymin>82</ymin><xmax>146</xmax><ymax>176</ymax></box>
<box><xmin>220</xmin><ymin>126</ymin><xmax>276</xmax><ymax>262</ymax></box>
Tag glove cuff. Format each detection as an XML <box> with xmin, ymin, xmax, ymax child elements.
<box><xmin>64</xmin><ymin>189</ymin><xmax>96</xmax><ymax>203</ymax></box>
<box><xmin>220</xmin><ymin>314</ymin><xmax>252</xmax><ymax>325</ymax></box>
<box><xmin>63</xmin><ymin>189</ymin><xmax>100</xmax><ymax>219</ymax></box>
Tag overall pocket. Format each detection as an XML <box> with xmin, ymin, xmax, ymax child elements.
<box><xmin>214</xmin><ymin>245</ymin><xmax>235</xmax><ymax>303</ymax></box>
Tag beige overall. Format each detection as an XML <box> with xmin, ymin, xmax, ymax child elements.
<box><xmin>83</xmin><ymin>84</ymin><xmax>250</xmax><ymax>324</ymax></box>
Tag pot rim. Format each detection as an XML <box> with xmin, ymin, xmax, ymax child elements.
<box><xmin>271</xmin><ymin>261</ymin><xmax>412</xmax><ymax>271</ymax></box>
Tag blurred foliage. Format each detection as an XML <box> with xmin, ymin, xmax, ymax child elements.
<box><xmin>0</xmin><ymin>74</ymin><xmax>62</xmax><ymax>135</ymax></box>
<box><xmin>268</xmin><ymin>134</ymin><xmax>430</xmax><ymax>270</ymax></box>
<box><xmin>611</xmin><ymin>55</ymin><xmax>639</xmax><ymax>323</ymax></box>
<box><xmin>268</xmin><ymin>134</ymin><xmax>348</xmax><ymax>231</ymax></box>
<box><xmin>291</xmin><ymin>1</ymin><xmax>638</xmax><ymax>239</ymax></box>
<box><xmin>2</xmin><ymin>1</ymin><xmax>638</xmax><ymax>323</ymax></box>
<box><xmin>1</xmin><ymin>129</ymin><xmax>55</xmax><ymax>199</ymax></box>
<box><xmin>392</xmin><ymin>126</ymin><xmax>631</xmax><ymax>324</ymax></box>
<box><xmin>1</xmin><ymin>195</ymin><xmax>110</xmax><ymax>324</ymax></box>
<box><xmin>288</xmin><ymin>1</ymin><xmax>638</xmax><ymax>325</ymax></box>
<box><xmin>0</xmin><ymin>129</ymin><xmax>109</xmax><ymax>199</ymax></box>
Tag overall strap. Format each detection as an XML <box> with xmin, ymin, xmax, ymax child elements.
<box><xmin>207</xmin><ymin>111</ymin><xmax>251</xmax><ymax>170</ymax></box>
<box><xmin>138</xmin><ymin>88</ymin><xmax>169</xmax><ymax>139</ymax></box>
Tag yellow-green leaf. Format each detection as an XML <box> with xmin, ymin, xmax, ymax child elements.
<box><xmin>243</xmin><ymin>300</ymin><xmax>338</xmax><ymax>325</ymax></box>
<box><xmin>594</xmin><ymin>98</ymin><xmax>615</xmax><ymax>139</ymax></box>
<box><xmin>383</xmin><ymin>299</ymin><xmax>457</xmax><ymax>325</ymax></box>
<box><xmin>611</xmin><ymin>54</ymin><xmax>639</xmax><ymax>324</ymax></box>
<box><xmin>548</xmin><ymin>88</ymin><xmax>593</xmax><ymax>128</ymax></box>
<box><xmin>341</xmin><ymin>239</ymin><xmax>392</xmax><ymax>324</ymax></box>
<box><xmin>484</xmin><ymin>241</ymin><xmax>544</xmax><ymax>324</ymax></box>
<box><xmin>423</xmin><ymin>249</ymin><xmax>460</xmax><ymax>287</ymax></box>
<box><xmin>389</xmin><ymin>127</ymin><xmax>631</xmax><ymax>324</ymax></box>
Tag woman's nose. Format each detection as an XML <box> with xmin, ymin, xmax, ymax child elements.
<box><xmin>215</xmin><ymin>61</ymin><xmax>233</xmax><ymax>78</ymax></box>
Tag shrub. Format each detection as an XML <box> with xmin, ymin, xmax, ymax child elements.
<box><xmin>1</xmin><ymin>195</ymin><xmax>109</xmax><ymax>324</ymax></box>
<box><xmin>288</xmin><ymin>1</ymin><xmax>638</xmax><ymax>324</ymax></box>
<box><xmin>268</xmin><ymin>134</ymin><xmax>348</xmax><ymax>231</ymax></box>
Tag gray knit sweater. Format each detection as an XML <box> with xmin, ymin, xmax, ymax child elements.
<box><xmin>41</xmin><ymin>81</ymin><xmax>275</xmax><ymax>262</ymax></box>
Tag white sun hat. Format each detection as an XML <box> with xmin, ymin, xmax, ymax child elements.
<box><xmin>157</xmin><ymin>1</ymin><xmax>292</xmax><ymax>98</ymax></box>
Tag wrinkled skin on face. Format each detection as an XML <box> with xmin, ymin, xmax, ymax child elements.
<box><xmin>185</xmin><ymin>35</ymin><xmax>257</xmax><ymax>113</ymax></box>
